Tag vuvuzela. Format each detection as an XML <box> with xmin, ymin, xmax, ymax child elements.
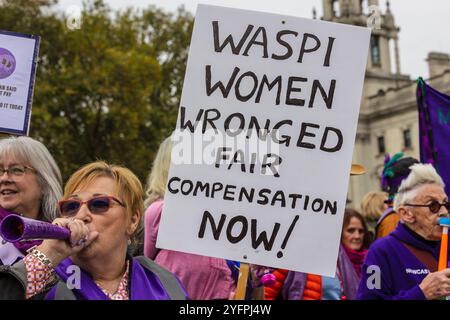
<box><xmin>0</xmin><ymin>214</ymin><xmax>70</xmax><ymax>242</ymax></box>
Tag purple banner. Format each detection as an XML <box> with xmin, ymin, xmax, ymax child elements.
<box><xmin>417</xmin><ymin>78</ymin><xmax>450</xmax><ymax>196</ymax></box>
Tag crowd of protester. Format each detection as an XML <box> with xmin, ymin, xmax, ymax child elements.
<box><xmin>0</xmin><ymin>135</ymin><xmax>449</xmax><ymax>300</ymax></box>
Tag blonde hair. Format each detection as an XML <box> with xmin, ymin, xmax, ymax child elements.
<box><xmin>144</xmin><ymin>136</ymin><xmax>173</xmax><ymax>208</ymax></box>
<box><xmin>394</xmin><ymin>163</ymin><xmax>445</xmax><ymax>211</ymax></box>
<box><xmin>63</xmin><ymin>161</ymin><xmax>144</xmax><ymax>247</ymax></box>
<box><xmin>360</xmin><ymin>191</ymin><xmax>388</xmax><ymax>220</ymax></box>
<box><xmin>0</xmin><ymin>136</ymin><xmax>62</xmax><ymax>221</ymax></box>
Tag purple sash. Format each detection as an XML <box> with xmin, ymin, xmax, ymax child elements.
<box><xmin>45</xmin><ymin>256</ymin><xmax>173</xmax><ymax>300</ymax></box>
<box><xmin>376</xmin><ymin>206</ymin><xmax>394</xmax><ymax>226</ymax></box>
<box><xmin>0</xmin><ymin>207</ymin><xmax>42</xmax><ymax>258</ymax></box>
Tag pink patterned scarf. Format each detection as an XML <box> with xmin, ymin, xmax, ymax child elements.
<box><xmin>343</xmin><ymin>244</ymin><xmax>367</xmax><ymax>277</ymax></box>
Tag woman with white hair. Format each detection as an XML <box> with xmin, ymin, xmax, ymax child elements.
<box><xmin>0</xmin><ymin>136</ymin><xmax>62</xmax><ymax>266</ymax></box>
<box><xmin>357</xmin><ymin>163</ymin><xmax>450</xmax><ymax>300</ymax></box>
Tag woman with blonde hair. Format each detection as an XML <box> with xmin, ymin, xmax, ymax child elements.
<box><xmin>143</xmin><ymin>135</ymin><xmax>236</xmax><ymax>300</ymax></box>
<box><xmin>0</xmin><ymin>161</ymin><xmax>187</xmax><ymax>300</ymax></box>
<box><xmin>360</xmin><ymin>191</ymin><xmax>388</xmax><ymax>237</ymax></box>
<box><xmin>144</xmin><ymin>136</ymin><xmax>173</xmax><ymax>209</ymax></box>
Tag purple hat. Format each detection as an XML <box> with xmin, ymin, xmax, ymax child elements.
<box><xmin>381</xmin><ymin>152</ymin><xmax>419</xmax><ymax>199</ymax></box>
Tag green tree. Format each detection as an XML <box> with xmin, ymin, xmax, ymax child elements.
<box><xmin>0</xmin><ymin>0</ymin><xmax>193</xmax><ymax>184</ymax></box>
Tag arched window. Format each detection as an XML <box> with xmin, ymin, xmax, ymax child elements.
<box><xmin>377</xmin><ymin>135</ymin><xmax>386</xmax><ymax>155</ymax></box>
<box><xmin>332</xmin><ymin>0</ymin><xmax>340</xmax><ymax>17</ymax></box>
<box><xmin>360</xmin><ymin>0</ymin><xmax>368</xmax><ymax>15</ymax></box>
<box><xmin>371</xmin><ymin>35</ymin><xmax>381</xmax><ymax>66</ymax></box>
<box><xmin>403</xmin><ymin>129</ymin><xmax>412</xmax><ymax>149</ymax></box>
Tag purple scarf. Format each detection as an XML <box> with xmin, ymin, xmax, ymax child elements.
<box><xmin>45</xmin><ymin>256</ymin><xmax>175</xmax><ymax>300</ymax></box>
<box><xmin>0</xmin><ymin>207</ymin><xmax>42</xmax><ymax>256</ymax></box>
<box><xmin>342</xmin><ymin>244</ymin><xmax>367</xmax><ymax>278</ymax></box>
<box><xmin>377</xmin><ymin>206</ymin><xmax>394</xmax><ymax>225</ymax></box>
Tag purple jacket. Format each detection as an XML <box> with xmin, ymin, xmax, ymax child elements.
<box><xmin>357</xmin><ymin>223</ymin><xmax>446</xmax><ymax>300</ymax></box>
<box><xmin>282</xmin><ymin>244</ymin><xmax>361</xmax><ymax>300</ymax></box>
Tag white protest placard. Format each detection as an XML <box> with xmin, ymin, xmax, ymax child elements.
<box><xmin>157</xmin><ymin>4</ymin><xmax>370</xmax><ymax>276</ymax></box>
<box><xmin>0</xmin><ymin>31</ymin><xmax>40</xmax><ymax>136</ymax></box>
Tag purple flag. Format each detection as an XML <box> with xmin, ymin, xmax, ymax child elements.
<box><xmin>417</xmin><ymin>78</ymin><xmax>450</xmax><ymax>196</ymax></box>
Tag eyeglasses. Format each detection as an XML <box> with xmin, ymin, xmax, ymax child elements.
<box><xmin>404</xmin><ymin>200</ymin><xmax>450</xmax><ymax>214</ymax></box>
<box><xmin>0</xmin><ymin>165</ymin><xmax>36</xmax><ymax>177</ymax></box>
<box><xmin>58</xmin><ymin>196</ymin><xmax>125</xmax><ymax>217</ymax></box>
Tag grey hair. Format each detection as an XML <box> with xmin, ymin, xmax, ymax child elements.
<box><xmin>394</xmin><ymin>163</ymin><xmax>445</xmax><ymax>211</ymax></box>
<box><xmin>0</xmin><ymin>136</ymin><xmax>63</xmax><ymax>221</ymax></box>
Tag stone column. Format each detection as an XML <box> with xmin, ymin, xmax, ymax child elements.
<box><xmin>379</xmin><ymin>36</ymin><xmax>391</xmax><ymax>73</ymax></box>
<box><xmin>394</xmin><ymin>37</ymin><xmax>401</xmax><ymax>74</ymax></box>
<box><xmin>427</xmin><ymin>52</ymin><xmax>450</xmax><ymax>78</ymax></box>
<box><xmin>350</xmin><ymin>0</ymin><xmax>362</xmax><ymax>15</ymax></box>
<box><xmin>322</xmin><ymin>0</ymin><xmax>334</xmax><ymax>20</ymax></box>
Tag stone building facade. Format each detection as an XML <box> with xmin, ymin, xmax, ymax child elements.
<box><xmin>319</xmin><ymin>0</ymin><xmax>450</xmax><ymax>209</ymax></box>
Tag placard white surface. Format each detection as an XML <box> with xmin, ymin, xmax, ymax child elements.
<box><xmin>157</xmin><ymin>4</ymin><xmax>370</xmax><ymax>276</ymax></box>
<box><xmin>0</xmin><ymin>31</ymin><xmax>40</xmax><ymax>136</ymax></box>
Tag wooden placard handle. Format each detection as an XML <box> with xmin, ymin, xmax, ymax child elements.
<box><xmin>234</xmin><ymin>262</ymin><xmax>249</xmax><ymax>300</ymax></box>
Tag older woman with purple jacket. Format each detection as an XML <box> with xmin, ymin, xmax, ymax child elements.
<box><xmin>0</xmin><ymin>161</ymin><xmax>187</xmax><ymax>300</ymax></box>
<box><xmin>357</xmin><ymin>164</ymin><xmax>450</xmax><ymax>300</ymax></box>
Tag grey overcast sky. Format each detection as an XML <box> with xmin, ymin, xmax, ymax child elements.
<box><xmin>58</xmin><ymin>0</ymin><xmax>450</xmax><ymax>80</ymax></box>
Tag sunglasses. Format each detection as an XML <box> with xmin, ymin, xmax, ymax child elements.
<box><xmin>404</xmin><ymin>200</ymin><xmax>450</xmax><ymax>214</ymax></box>
<box><xmin>59</xmin><ymin>196</ymin><xmax>125</xmax><ymax>217</ymax></box>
